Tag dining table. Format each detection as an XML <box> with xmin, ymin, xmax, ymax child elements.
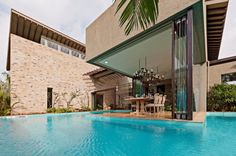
<box><xmin>125</xmin><ymin>97</ymin><xmax>153</xmax><ymax>115</ymax></box>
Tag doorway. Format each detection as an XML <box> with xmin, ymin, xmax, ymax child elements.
<box><xmin>94</xmin><ymin>94</ymin><xmax>104</xmax><ymax>110</ymax></box>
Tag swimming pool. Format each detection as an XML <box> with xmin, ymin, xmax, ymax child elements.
<box><xmin>0</xmin><ymin>112</ymin><xmax>235</xmax><ymax>156</ymax></box>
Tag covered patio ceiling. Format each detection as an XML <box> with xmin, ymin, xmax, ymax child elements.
<box><xmin>90</xmin><ymin>25</ymin><xmax>172</xmax><ymax>78</ymax></box>
<box><xmin>88</xmin><ymin>0</ymin><xmax>228</xmax><ymax>76</ymax></box>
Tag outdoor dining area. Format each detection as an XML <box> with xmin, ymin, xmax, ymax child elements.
<box><xmin>124</xmin><ymin>57</ymin><xmax>171</xmax><ymax>118</ymax></box>
<box><xmin>125</xmin><ymin>93</ymin><xmax>167</xmax><ymax>116</ymax></box>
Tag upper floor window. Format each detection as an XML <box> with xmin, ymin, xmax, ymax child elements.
<box><xmin>47</xmin><ymin>40</ymin><xmax>58</xmax><ymax>50</ymax></box>
<box><xmin>81</xmin><ymin>54</ymin><xmax>85</xmax><ymax>60</ymax></box>
<box><xmin>222</xmin><ymin>72</ymin><xmax>236</xmax><ymax>84</ymax></box>
<box><xmin>72</xmin><ymin>51</ymin><xmax>81</xmax><ymax>58</ymax></box>
<box><xmin>40</xmin><ymin>36</ymin><xmax>85</xmax><ymax>60</ymax></box>
<box><xmin>61</xmin><ymin>47</ymin><xmax>70</xmax><ymax>54</ymax></box>
<box><xmin>40</xmin><ymin>38</ymin><xmax>46</xmax><ymax>45</ymax></box>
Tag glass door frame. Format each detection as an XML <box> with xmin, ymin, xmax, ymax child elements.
<box><xmin>172</xmin><ymin>9</ymin><xmax>193</xmax><ymax>120</ymax></box>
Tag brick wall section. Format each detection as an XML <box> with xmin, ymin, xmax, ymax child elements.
<box><xmin>10</xmin><ymin>34</ymin><xmax>130</xmax><ymax>114</ymax></box>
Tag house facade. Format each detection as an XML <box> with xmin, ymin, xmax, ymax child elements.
<box><xmin>86</xmin><ymin>0</ymin><xmax>230</xmax><ymax>120</ymax></box>
<box><xmin>6</xmin><ymin>1</ymin><xmax>235</xmax><ymax>120</ymax></box>
<box><xmin>7</xmin><ymin>10</ymin><xmax>131</xmax><ymax>115</ymax></box>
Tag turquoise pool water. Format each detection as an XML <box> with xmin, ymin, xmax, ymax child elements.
<box><xmin>0</xmin><ymin>112</ymin><xmax>236</xmax><ymax>156</ymax></box>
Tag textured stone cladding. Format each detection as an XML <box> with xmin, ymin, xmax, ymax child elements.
<box><xmin>10</xmin><ymin>34</ymin><xmax>99</xmax><ymax>114</ymax></box>
<box><xmin>209</xmin><ymin>61</ymin><xmax>236</xmax><ymax>87</ymax></box>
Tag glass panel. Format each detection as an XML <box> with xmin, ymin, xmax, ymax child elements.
<box><xmin>174</xmin><ymin>16</ymin><xmax>187</xmax><ymax>114</ymax></box>
<box><xmin>133</xmin><ymin>79</ymin><xmax>144</xmax><ymax>97</ymax></box>
<box><xmin>222</xmin><ymin>72</ymin><xmax>236</xmax><ymax>84</ymax></box>
<box><xmin>61</xmin><ymin>47</ymin><xmax>70</xmax><ymax>54</ymax></box>
<box><xmin>47</xmin><ymin>40</ymin><xmax>58</xmax><ymax>50</ymax></box>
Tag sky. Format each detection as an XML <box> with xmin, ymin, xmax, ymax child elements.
<box><xmin>0</xmin><ymin>0</ymin><xmax>235</xmax><ymax>76</ymax></box>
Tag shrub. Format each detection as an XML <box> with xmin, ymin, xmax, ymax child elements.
<box><xmin>208</xmin><ymin>84</ymin><xmax>236</xmax><ymax>111</ymax></box>
<box><xmin>47</xmin><ymin>107</ymin><xmax>56</xmax><ymax>113</ymax></box>
<box><xmin>80</xmin><ymin>106</ymin><xmax>91</xmax><ymax>112</ymax></box>
<box><xmin>47</xmin><ymin>108</ymin><xmax>74</xmax><ymax>114</ymax></box>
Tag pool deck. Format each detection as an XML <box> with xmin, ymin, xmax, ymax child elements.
<box><xmin>96</xmin><ymin>111</ymin><xmax>206</xmax><ymax>123</ymax></box>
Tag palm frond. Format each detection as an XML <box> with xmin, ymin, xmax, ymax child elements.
<box><xmin>116</xmin><ymin>0</ymin><xmax>159</xmax><ymax>35</ymax></box>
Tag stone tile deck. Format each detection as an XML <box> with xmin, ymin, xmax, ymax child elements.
<box><xmin>97</xmin><ymin>111</ymin><xmax>206</xmax><ymax>123</ymax></box>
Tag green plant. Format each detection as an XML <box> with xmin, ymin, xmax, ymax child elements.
<box><xmin>164</xmin><ymin>102</ymin><xmax>172</xmax><ymax>111</ymax></box>
<box><xmin>47</xmin><ymin>107</ymin><xmax>57</xmax><ymax>113</ymax></box>
<box><xmin>0</xmin><ymin>72</ymin><xmax>11</xmax><ymax>116</ymax></box>
<box><xmin>47</xmin><ymin>108</ymin><xmax>74</xmax><ymax>113</ymax></box>
<box><xmin>208</xmin><ymin>84</ymin><xmax>236</xmax><ymax>111</ymax></box>
<box><xmin>96</xmin><ymin>104</ymin><xmax>103</xmax><ymax>110</ymax></box>
<box><xmin>116</xmin><ymin>0</ymin><xmax>159</xmax><ymax>35</ymax></box>
<box><xmin>80</xmin><ymin>105</ymin><xmax>91</xmax><ymax>112</ymax></box>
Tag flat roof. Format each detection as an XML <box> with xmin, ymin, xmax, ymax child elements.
<box><xmin>7</xmin><ymin>9</ymin><xmax>85</xmax><ymax>70</ymax></box>
<box><xmin>210</xmin><ymin>55</ymin><xmax>236</xmax><ymax>66</ymax></box>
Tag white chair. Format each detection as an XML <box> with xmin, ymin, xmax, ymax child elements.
<box><xmin>145</xmin><ymin>93</ymin><xmax>161</xmax><ymax>113</ymax></box>
<box><xmin>156</xmin><ymin>95</ymin><xmax>167</xmax><ymax>113</ymax></box>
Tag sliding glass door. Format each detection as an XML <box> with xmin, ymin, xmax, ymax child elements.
<box><xmin>172</xmin><ymin>10</ymin><xmax>193</xmax><ymax>120</ymax></box>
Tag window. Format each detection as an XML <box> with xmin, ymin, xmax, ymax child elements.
<box><xmin>72</xmin><ymin>51</ymin><xmax>81</xmax><ymax>58</ymax></box>
<box><xmin>61</xmin><ymin>46</ymin><xmax>70</xmax><ymax>54</ymax></box>
<box><xmin>222</xmin><ymin>72</ymin><xmax>236</xmax><ymax>84</ymax></box>
<box><xmin>40</xmin><ymin>36</ymin><xmax>86</xmax><ymax>60</ymax></box>
<box><xmin>40</xmin><ymin>38</ymin><xmax>46</xmax><ymax>45</ymax></box>
<box><xmin>81</xmin><ymin>54</ymin><xmax>85</xmax><ymax>60</ymax></box>
<box><xmin>47</xmin><ymin>40</ymin><xmax>58</xmax><ymax>50</ymax></box>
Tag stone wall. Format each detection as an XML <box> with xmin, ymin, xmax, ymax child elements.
<box><xmin>10</xmin><ymin>34</ymin><xmax>130</xmax><ymax>114</ymax></box>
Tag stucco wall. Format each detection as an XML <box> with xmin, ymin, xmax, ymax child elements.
<box><xmin>86</xmin><ymin>0</ymin><xmax>199</xmax><ymax>61</ymax></box>
<box><xmin>209</xmin><ymin>61</ymin><xmax>236</xmax><ymax>87</ymax></box>
<box><xmin>10</xmin><ymin>34</ymin><xmax>130</xmax><ymax>114</ymax></box>
<box><xmin>193</xmin><ymin>63</ymin><xmax>207</xmax><ymax>112</ymax></box>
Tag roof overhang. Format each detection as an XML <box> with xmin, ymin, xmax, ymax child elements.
<box><xmin>88</xmin><ymin>1</ymin><xmax>204</xmax><ymax>77</ymax></box>
<box><xmin>6</xmin><ymin>9</ymin><xmax>86</xmax><ymax>70</ymax></box>
<box><xmin>87</xmin><ymin>0</ymin><xmax>228</xmax><ymax>76</ymax></box>
<box><xmin>210</xmin><ymin>55</ymin><xmax>236</xmax><ymax>66</ymax></box>
<box><xmin>206</xmin><ymin>0</ymin><xmax>229</xmax><ymax>60</ymax></box>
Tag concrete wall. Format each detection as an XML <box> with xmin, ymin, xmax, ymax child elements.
<box><xmin>209</xmin><ymin>61</ymin><xmax>236</xmax><ymax>87</ymax></box>
<box><xmin>86</xmin><ymin>0</ymin><xmax>199</xmax><ymax>61</ymax></box>
<box><xmin>10</xmin><ymin>34</ymin><xmax>130</xmax><ymax>114</ymax></box>
<box><xmin>193</xmin><ymin>63</ymin><xmax>207</xmax><ymax>112</ymax></box>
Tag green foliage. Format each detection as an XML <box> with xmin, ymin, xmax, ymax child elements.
<box><xmin>96</xmin><ymin>104</ymin><xmax>103</xmax><ymax>110</ymax></box>
<box><xmin>0</xmin><ymin>72</ymin><xmax>11</xmax><ymax>116</ymax></box>
<box><xmin>47</xmin><ymin>108</ymin><xmax>74</xmax><ymax>113</ymax></box>
<box><xmin>164</xmin><ymin>103</ymin><xmax>172</xmax><ymax>111</ymax></box>
<box><xmin>208</xmin><ymin>84</ymin><xmax>236</xmax><ymax>111</ymax></box>
<box><xmin>80</xmin><ymin>105</ymin><xmax>91</xmax><ymax>112</ymax></box>
<box><xmin>116</xmin><ymin>0</ymin><xmax>159</xmax><ymax>35</ymax></box>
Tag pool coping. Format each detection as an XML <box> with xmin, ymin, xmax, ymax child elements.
<box><xmin>207</xmin><ymin>112</ymin><xmax>236</xmax><ymax>117</ymax></box>
<box><xmin>0</xmin><ymin>110</ymin><xmax>131</xmax><ymax>119</ymax></box>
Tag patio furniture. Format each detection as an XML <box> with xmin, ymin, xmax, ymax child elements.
<box><xmin>145</xmin><ymin>94</ymin><xmax>166</xmax><ymax>113</ymax></box>
<box><xmin>131</xmin><ymin>104</ymin><xmax>136</xmax><ymax>111</ymax></box>
<box><xmin>125</xmin><ymin>97</ymin><xmax>153</xmax><ymax>115</ymax></box>
<box><xmin>156</xmin><ymin>95</ymin><xmax>167</xmax><ymax>113</ymax></box>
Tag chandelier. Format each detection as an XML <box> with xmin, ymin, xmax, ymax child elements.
<box><xmin>133</xmin><ymin>57</ymin><xmax>164</xmax><ymax>84</ymax></box>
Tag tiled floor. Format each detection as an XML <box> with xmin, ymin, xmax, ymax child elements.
<box><xmin>97</xmin><ymin>111</ymin><xmax>206</xmax><ymax>123</ymax></box>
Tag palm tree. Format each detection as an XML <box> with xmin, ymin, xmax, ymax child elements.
<box><xmin>116</xmin><ymin>0</ymin><xmax>159</xmax><ymax>35</ymax></box>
